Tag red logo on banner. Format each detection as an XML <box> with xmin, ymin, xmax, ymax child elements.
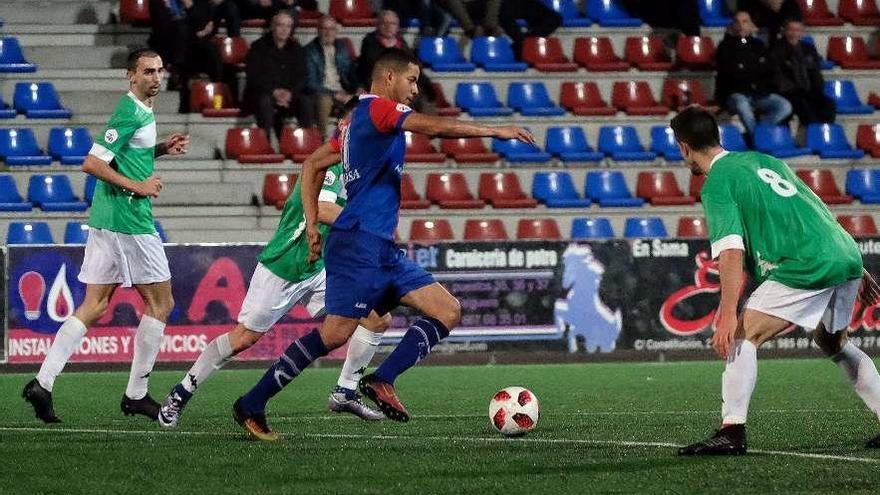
<box><xmin>19</xmin><ymin>271</ymin><xmax>46</xmax><ymax>321</ymax></box>
<box><xmin>849</xmin><ymin>300</ymin><xmax>880</xmax><ymax>332</ymax></box>
<box><xmin>47</xmin><ymin>263</ymin><xmax>75</xmax><ymax>322</ymax></box>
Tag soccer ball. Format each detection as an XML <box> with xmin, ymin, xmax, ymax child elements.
<box><xmin>489</xmin><ymin>386</ymin><xmax>539</xmax><ymax>437</ymax></box>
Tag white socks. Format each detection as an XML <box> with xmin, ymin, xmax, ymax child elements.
<box><xmin>36</xmin><ymin>316</ymin><xmax>87</xmax><ymax>392</ymax></box>
<box><xmin>337</xmin><ymin>325</ymin><xmax>383</xmax><ymax>390</ymax></box>
<box><xmin>832</xmin><ymin>342</ymin><xmax>880</xmax><ymax>421</ymax></box>
<box><xmin>721</xmin><ymin>339</ymin><xmax>758</xmax><ymax>425</ymax></box>
<box><xmin>125</xmin><ymin>315</ymin><xmax>165</xmax><ymax>400</ymax></box>
<box><xmin>181</xmin><ymin>332</ymin><xmax>234</xmax><ymax>393</ymax></box>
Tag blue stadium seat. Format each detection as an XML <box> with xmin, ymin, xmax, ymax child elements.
<box><xmin>84</xmin><ymin>174</ymin><xmax>97</xmax><ymax>204</ymax></box>
<box><xmin>0</xmin><ymin>128</ymin><xmax>52</xmax><ymax>165</ymax></box>
<box><xmin>7</xmin><ymin>221</ymin><xmax>54</xmax><ymax>244</ymax></box>
<box><xmin>455</xmin><ymin>83</ymin><xmax>513</xmax><ymax>117</ymax></box>
<box><xmin>825</xmin><ymin>80</ymin><xmax>874</xmax><ymax>114</ymax></box>
<box><xmin>650</xmin><ymin>125</ymin><xmax>683</xmax><ymax>161</ymax></box>
<box><xmin>543</xmin><ymin>0</ymin><xmax>592</xmax><ymax>27</ymax></box>
<box><xmin>13</xmin><ymin>82</ymin><xmax>72</xmax><ymax>118</ymax></box>
<box><xmin>0</xmin><ymin>175</ymin><xmax>33</xmax><ymax>211</ymax></box>
<box><xmin>597</xmin><ymin>126</ymin><xmax>657</xmax><ymax>161</ymax></box>
<box><xmin>532</xmin><ymin>171</ymin><xmax>592</xmax><ymax>207</ymax></box>
<box><xmin>63</xmin><ymin>222</ymin><xmax>90</xmax><ymax>244</ymax></box>
<box><xmin>0</xmin><ymin>94</ymin><xmax>16</xmax><ymax>119</ymax></box>
<box><xmin>0</xmin><ymin>37</ymin><xmax>37</xmax><ymax>72</ymax></box>
<box><xmin>753</xmin><ymin>124</ymin><xmax>811</xmax><ymax>158</ymax></box>
<box><xmin>492</xmin><ymin>134</ymin><xmax>552</xmax><ymax>163</ymax></box>
<box><xmin>507</xmin><ymin>82</ymin><xmax>565</xmax><ymax>116</ymax></box>
<box><xmin>27</xmin><ymin>175</ymin><xmax>88</xmax><ymax>211</ymax></box>
<box><xmin>698</xmin><ymin>0</ymin><xmax>732</xmax><ymax>27</ymax></box>
<box><xmin>545</xmin><ymin>126</ymin><xmax>604</xmax><ymax>162</ymax></box>
<box><xmin>571</xmin><ymin>217</ymin><xmax>614</xmax><ymax>239</ymax></box>
<box><xmin>470</xmin><ymin>36</ymin><xmax>527</xmax><ymax>72</ymax></box>
<box><xmin>624</xmin><ymin>217</ymin><xmax>668</xmax><ymax>238</ymax></box>
<box><xmin>719</xmin><ymin>124</ymin><xmax>749</xmax><ymax>151</ymax></box>
<box><xmin>418</xmin><ymin>37</ymin><xmax>475</xmax><ymax>72</ymax></box>
<box><xmin>585</xmin><ymin>170</ymin><xmax>645</xmax><ymax>207</ymax></box>
<box><xmin>802</xmin><ymin>36</ymin><xmax>834</xmax><ymax>70</ymax></box>
<box><xmin>155</xmin><ymin>220</ymin><xmax>168</xmax><ymax>242</ymax></box>
<box><xmin>845</xmin><ymin>169</ymin><xmax>880</xmax><ymax>203</ymax></box>
<box><xmin>48</xmin><ymin>127</ymin><xmax>93</xmax><ymax>165</ymax></box>
<box><xmin>805</xmin><ymin>123</ymin><xmax>865</xmax><ymax>160</ymax></box>
<box><xmin>586</xmin><ymin>0</ymin><xmax>642</xmax><ymax>27</ymax></box>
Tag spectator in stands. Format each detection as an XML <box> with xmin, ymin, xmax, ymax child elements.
<box><xmin>769</xmin><ymin>19</ymin><xmax>835</xmax><ymax>125</ymax></box>
<box><xmin>177</xmin><ymin>0</ymin><xmax>225</xmax><ymax>113</ymax></box>
<box><xmin>715</xmin><ymin>11</ymin><xmax>792</xmax><ymax>138</ymax></box>
<box><xmin>738</xmin><ymin>0</ymin><xmax>802</xmax><ymax>42</ymax></box>
<box><xmin>437</xmin><ymin>0</ymin><xmax>502</xmax><ymax>40</ymax></box>
<box><xmin>235</xmin><ymin>0</ymin><xmax>317</xmax><ymax>25</ymax></box>
<box><xmin>303</xmin><ymin>16</ymin><xmax>358</xmax><ymax>135</ymax></box>
<box><xmin>243</xmin><ymin>11</ymin><xmax>313</xmax><ymax>140</ymax></box>
<box><xmin>498</xmin><ymin>0</ymin><xmax>561</xmax><ymax>56</ymax></box>
<box><xmin>624</xmin><ymin>0</ymin><xmax>701</xmax><ymax>37</ymax></box>
<box><xmin>148</xmin><ymin>0</ymin><xmax>188</xmax><ymax>74</ymax></box>
<box><xmin>379</xmin><ymin>0</ymin><xmax>453</xmax><ymax>37</ymax></box>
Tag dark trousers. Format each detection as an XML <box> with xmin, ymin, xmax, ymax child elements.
<box><xmin>498</xmin><ymin>0</ymin><xmax>562</xmax><ymax>56</ymax></box>
<box><xmin>178</xmin><ymin>39</ymin><xmax>226</xmax><ymax>113</ymax></box>
<box><xmin>255</xmin><ymin>93</ymin><xmax>317</xmax><ymax>141</ymax></box>
<box><xmin>784</xmin><ymin>91</ymin><xmax>836</xmax><ymax>125</ymax></box>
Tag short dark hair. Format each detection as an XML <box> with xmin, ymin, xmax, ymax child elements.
<box><xmin>127</xmin><ymin>47</ymin><xmax>160</xmax><ymax>71</ymax></box>
<box><xmin>371</xmin><ymin>48</ymin><xmax>420</xmax><ymax>82</ymax></box>
<box><xmin>670</xmin><ymin>106</ymin><xmax>720</xmax><ymax>151</ymax></box>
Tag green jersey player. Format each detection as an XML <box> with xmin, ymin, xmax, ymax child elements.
<box><xmin>23</xmin><ymin>48</ymin><xmax>190</xmax><ymax>423</ymax></box>
<box><xmin>670</xmin><ymin>107</ymin><xmax>880</xmax><ymax>455</ymax></box>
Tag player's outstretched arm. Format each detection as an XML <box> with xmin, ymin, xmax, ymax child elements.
<box><xmin>402</xmin><ymin>113</ymin><xmax>534</xmax><ymax>143</ymax></box>
<box><xmin>82</xmin><ymin>155</ymin><xmax>162</xmax><ymax>198</ymax></box>
<box><xmin>301</xmin><ymin>141</ymin><xmax>342</xmax><ymax>262</ymax></box>
<box><xmin>713</xmin><ymin>249</ymin><xmax>744</xmax><ymax>360</ymax></box>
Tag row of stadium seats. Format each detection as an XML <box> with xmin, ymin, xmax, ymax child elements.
<box><xmin>0</xmin><ymin>174</ymin><xmax>89</xmax><ymax>212</ymax></box>
<box><xmin>0</xmin><ymin>127</ymin><xmax>91</xmax><ymax>165</ymax></box>
<box><xmin>0</xmin><ymin>37</ymin><xmax>36</xmax><ymax>72</ymax></box>
<box><xmin>0</xmin><ymin>82</ymin><xmax>71</xmax><ymax>119</ymax></box>
<box><xmin>798</xmin><ymin>0</ymin><xmax>880</xmax><ymax>26</ymax></box>
<box><xmin>6</xmin><ymin>220</ymin><xmax>167</xmax><ymax>244</ymax></box>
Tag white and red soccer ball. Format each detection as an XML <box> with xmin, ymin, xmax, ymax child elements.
<box><xmin>489</xmin><ymin>386</ymin><xmax>539</xmax><ymax>436</ymax></box>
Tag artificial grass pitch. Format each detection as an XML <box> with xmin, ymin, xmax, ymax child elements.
<box><xmin>2</xmin><ymin>359</ymin><xmax>880</xmax><ymax>494</ymax></box>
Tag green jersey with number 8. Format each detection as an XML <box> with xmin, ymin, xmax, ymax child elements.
<box><xmin>701</xmin><ymin>151</ymin><xmax>862</xmax><ymax>289</ymax></box>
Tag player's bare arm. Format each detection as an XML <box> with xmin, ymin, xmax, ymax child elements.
<box><xmin>713</xmin><ymin>248</ymin><xmax>744</xmax><ymax>359</ymax></box>
<box><xmin>301</xmin><ymin>141</ymin><xmax>342</xmax><ymax>262</ymax></box>
<box><xmin>82</xmin><ymin>154</ymin><xmax>163</xmax><ymax>198</ymax></box>
<box><xmin>402</xmin><ymin>113</ymin><xmax>534</xmax><ymax>143</ymax></box>
<box><xmin>155</xmin><ymin>133</ymin><xmax>190</xmax><ymax>157</ymax></box>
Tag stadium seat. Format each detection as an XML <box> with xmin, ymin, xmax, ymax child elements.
<box><xmin>585</xmin><ymin>170</ymin><xmax>646</xmax><ymax>207</ymax></box>
<box><xmin>825</xmin><ymin>80</ymin><xmax>874</xmax><ymax>114</ymax></box>
<box><xmin>805</xmin><ymin>123</ymin><xmax>865</xmax><ymax>160</ymax></box>
<box><xmin>559</xmin><ymin>82</ymin><xmax>616</xmax><ymax>116</ymax></box>
<box><xmin>676</xmin><ymin>36</ymin><xmax>716</xmax><ymax>70</ymax></box>
<box><xmin>432</xmin><ymin>83</ymin><xmax>462</xmax><ymax>117</ymax></box>
<box><xmin>698</xmin><ymin>0</ymin><xmax>732</xmax><ymax>26</ymax></box>
<box><xmin>802</xmin><ymin>35</ymin><xmax>835</xmax><ymax>70</ymax></box>
<box><xmin>154</xmin><ymin>220</ymin><xmax>168</xmax><ymax>242</ymax></box>
<box><xmin>64</xmin><ymin>222</ymin><xmax>90</xmax><ymax>244</ymax></box>
<box><xmin>0</xmin><ymin>128</ymin><xmax>52</xmax><ymax>165</ymax></box>
<box><xmin>492</xmin><ymin>135</ymin><xmax>552</xmax><ymax>163</ymax></box>
<box><xmin>827</xmin><ymin>36</ymin><xmax>880</xmax><ymax>70</ymax></box>
<box><xmin>507</xmin><ymin>82</ymin><xmax>565</xmax><ymax>116</ymax></box>
<box><xmin>545</xmin><ymin>126</ymin><xmax>604</xmax><ymax>163</ymax></box>
<box><xmin>410</xmin><ymin>219</ymin><xmax>455</xmax><ymax>243</ymax></box>
<box><xmin>838</xmin><ymin>214</ymin><xmax>878</xmax><ymax>237</ymax></box>
<box><xmin>636</xmin><ymin>171</ymin><xmax>695</xmax><ymax>205</ymax></box>
<box><xmin>464</xmin><ymin>219</ymin><xmax>509</xmax><ymax>241</ymax></box>
<box><xmin>624</xmin><ymin>36</ymin><xmax>673</xmax><ymax>71</ymax></box>
<box><xmin>189</xmin><ymin>81</ymin><xmax>240</xmax><ymax>117</ymax></box>
<box><xmin>13</xmin><ymin>82</ymin><xmax>72</xmax><ymax>118</ymax></box>
<box><xmin>597</xmin><ymin>126</ymin><xmax>657</xmax><ymax>162</ymax></box>
<box><xmin>753</xmin><ymin>124</ymin><xmax>812</xmax><ymax>158</ymax></box>
<box><xmin>677</xmin><ymin>216</ymin><xmax>708</xmax><ymax>238</ymax></box>
<box><xmin>719</xmin><ymin>124</ymin><xmax>749</xmax><ymax>151</ymax></box>
<box><xmin>0</xmin><ymin>94</ymin><xmax>16</xmax><ymax>119</ymax></box>
<box><xmin>624</xmin><ymin>217</ymin><xmax>668</xmax><ymax>238</ymax></box>
<box><xmin>662</xmin><ymin>78</ymin><xmax>710</xmax><ymax>111</ymax></box>
<box><xmin>27</xmin><ymin>175</ymin><xmax>88</xmax><ymax>211</ymax></box>
<box><xmin>120</xmin><ymin>0</ymin><xmax>151</xmax><ymax>25</ymax></box>
<box><xmin>517</xmin><ymin>218</ymin><xmax>562</xmax><ymax>240</ymax></box>
<box><xmin>650</xmin><ymin>126</ymin><xmax>684</xmax><ymax>161</ymax></box>
<box><xmin>611</xmin><ymin>81</ymin><xmax>669</xmax><ymax>115</ymax></box>
<box><xmin>796</xmin><ymin>0</ymin><xmax>844</xmax><ymax>25</ymax></box>
<box><xmin>586</xmin><ymin>0</ymin><xmax>642</xmax><ymax>26</ymax></box>
<box><xmin>455</xmin><ymin>82</ymin><xmax>513</xmax><ymax>117</ymax></box>
<box><xmin>845</xmin><ymin>169</ymin><xmax>880</xmax><ymax>203</ymax></box>
<box><xmin>690</xmin><ymin>174</ymin><xmax>706</xmax><ymax>200</ymax></box>
<box><xmin>426</xmin><ymin>173</ymin><xmax>485</xmax><ymax>209</ymax></box>
<box><xmin>532</xmin><ymin>171</ymin><xmax>592</xmax><ymax>208</ymax></box>
<box><xmin>544</xmin><ymin>0</ymin><xmax>592</xmax><ymax>27</ymax></box>
<box><xmin>0</xmin><ymin>37</ymin><xmax>37</xmax><ymax>72</ymax></box>
<box><xmin>279</xmin><ymin>127</ymin><xmax>321</xmax><ymax>162</ymax></box>
<box><xmin>225</xmin><ymin>128</ymin><xmax>284</xmax><ymax>163</ymax></box>
<box><xmin>839</xmin><ymin>0</ymin><xmax>880</xmax><ymax>25</ymax></box>
<box><xmin>262</xmin><ymin>173</ymin><xmax>296</xmax><ymax>209</ymax></box>
<box><xmin>795</xmin><ymin>169</ymin><xmax>853</xmax><ymax>204</ymax></box>
<box><xmin>571</xmin><ymin>217</ymin><xmax>614</xmax><ymax>239</ymax></box>
<box><xmin>870</xmin><ymin>92</ymin><xmax>880</xmax><ymax>110</ymax></box>
<box><xmin>405</xmin><ymin>132</ymin><xmax>445</xmax><ymax>163</ymax></box>
<box><xmin>479</xmin><ymin>173</ymin><xmax>538</xmax><ymax>208</ymax></box>
<box><xmin>7</xmin><ymin>221</ymin><xmax>54</xmax><ymax>244</ymax></box>
<box><xmin>0</xmin><ymin>175</ymin><xmax>32</xmax><ymax>211</ymax></box>
<box><xmin>48</xmin><ymin>127</ymin><xmax>92</xmax><ymax>165</ymax></box>
<box><xmin>298</xmin><ymin>8</ymin><xmax>322</xmax><ymax>28</ymax></box>
<box><xmin>329</xmin><ymin>0</ymin><xmax>375</xmax><ymax>27</ymax></box>
<box><xmin>522</xmin><ymin>37</ymin><xmax>578</xmax><ymax>72</ymax></box>
<box><xmin>401</xmin><ymin>174</ymin><xmax>431</xmax><ymax>209</ymax></box>
<box><xmin>470</xmin><ymin>36</ymin><xmax>528</xmax><ymax>72</ymax></box>
<box><xmin>212</xmin><ymin>36</ymin><xmax>248</xmax><ymax>68</ymax></box>
<box><xmin>441</xmin><ymin>137</ymin><xmax>499</xmax><ymax>163</ymax></box>
<box><xmin>573</xmin><ymin>36</ymin><xmax>629</xmax><ymax>71</ymax></box>
<box><xmin>418</xmin><ymin>37</ymin><xmax>475</xmax><ymax>72</ymax></box>
<box><xmin>856</xmin><ymin>124</ymin><xmax>880</xmax><ymax>158</ymax></box>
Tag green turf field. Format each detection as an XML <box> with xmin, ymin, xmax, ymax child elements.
<box><xmin>2</xmin><ymin>359</ymin><xmax>880</xmax><ymax>494</ymax></box>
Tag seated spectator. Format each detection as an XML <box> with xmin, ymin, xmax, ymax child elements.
<box><xmin>738</xmin><ymin>0</ymin><xmax>802</xmax><ymax>42</ymax></box>
<box><xmin>437</xmin><ymin>0</ymin><xmax>503</xmax><ymax>40</ymax></box>
<box><xmin>624</xmin><ymin>0</ymin><xmax>700</xmax><ymax>36</ymax></box>
<box><xmin>235</xmin><ymin>0</ymin><xmax>317</xmax><ymax>25</ymax></box>
<box><xmin>770</xmin><ymin>19</ymin><xmax>834</xmax><ymax>125</ymax></box>
<box><xmin>177</xmin><ymin>0</ymin><xmax>228</xmax><ymax>113</ymax></box>
<box><xmin>207</xmin><ymin>0</ymin><xmax>241</xmax><ymax>37</ymax></box>
<box><xmin>303</xmin><ymin>16</ymin><xmax>358</xmax><ymax>135</ymax></box>
<box><xmin>243</xmin><ymin>11</ymin><xmax>314</xmax><ymax>140</ymax></box>
<box><xmin>715</xmin><ymin>11</ymin><xmax>792</xmax><ymax>137</ymax></box>
<box><xmin>381</xmin><ymin>0</ymin><xmax>453</xmax><ymax>36</ymax></box>
<box><xmin>148</xmin><ymin>0</ymin><xmax>188</xmax><ymax>73</ymax></box>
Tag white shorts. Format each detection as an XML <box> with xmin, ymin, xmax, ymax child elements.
<box><xmin>78</xmin><ymin>228</ymin><xmax>170</xmax><ymax>288</ymax></box>
<box><xmin>237</xmin><ymin>263</ymin><xmax>327</xmax><ymax>333</ymax></box>
<box><xmin>745</xmin><ymin>278</ymin><xmax>861</xmax><ymax>333</ymax></box>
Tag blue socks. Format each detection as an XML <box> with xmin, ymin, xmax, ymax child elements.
<box><xmin>374</xmin><ymin>317</ymin><xmax>449</xmax><ymax>384</ymax></box>
<box><xmin>239</xmin><ymin>329</ymin><xmax>328</xmax><ymax>414</ymax></box>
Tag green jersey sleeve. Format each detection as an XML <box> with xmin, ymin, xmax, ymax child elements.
<box><xmin>702</xmin><ymin>171</ymin><xmax>746</xmax><ymax>259</ymax></box>
<box><xmin>90</xmin><ymin>103</ymin><xmax>139</xmax><ymax>162</ymax></box>
<box><xmin>318</xmin><ymin>166</ymin><xmax>345</xmax><ymax>206</ymax></box>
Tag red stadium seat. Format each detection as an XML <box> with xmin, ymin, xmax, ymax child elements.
<box><xmin>857</xmin><ymin>124</ymin><xmax>880</xmax><ymax>158</ymax></box>
<box><xmin>795</xmin><ymin>169</ymin><xmax>853</xmax><ymax>204</ymax></box>
<box><xmin>795</xmin><ymin>0</ymin><xmax>844</xmax><ymax>25</ymax></box>
<box><xmin>838</xmin><ymin>214</ymin><xmax>878</xmax><ymax>237</ymax></box>
<box><xmin>263</xmin><ymin>173</ymin><xmax>296</xmax><ymax>209</ymax></box>
<box><xmin>401</xmin><ymin>174</ymin><xmax>430</xmax><ymax>209</ymax></box>
<box><xmin>225</xmin><ymin>127</ymin><xmax>284</xmax><ymax>163</ymax></box>
<box><xmin>189</xmin><ymin>82</ymin><xmax>240</xmax><ymax>117</ymax></box>
<box><xmin>572</xmin><ymin>36</ymin><xmax>629</xmax><ymax>71</ymax></box>
<box><xmin>839</xmin><ymin>0</ymin><xmax>880</xmax><ymax>25</ymax></box>
<box><xmin>241</xmin><ymin>18</ymin><xmax>266</xmax><ymax>28</ymax></box>
<box><xmin>329</xmin><ymin>0</ymin><xmax>376</xmax><ymax>27</ymax></box>
<box><xmin>298</xmin><ymin>8</ymin><xmax>322</xmax><ymax>28</ymax></box>
<box><xmin>441</xmin><ymin>138</ymin><xmax>499</xmax><ymax>163</ymax></box>
<box><xmin>464</xmin><ymin>219</ymin><xmax>508</xmax><ymax>241</ymax></box>
<box><xmin>522</xmin><ymin>37</ymin><xmax>578</xmax><ymax>72</ymax></box>
<box><xmin>689</xmin><ymin>174</ymin><xmax>706</xmax><ymax>201</ymax></box>
<box><xmin>478</xmin><ymin>173</ymin><xmax>538</xmax><ymax>208</ymax></box>
<box><xmin>827</xmin><ymin>36</ymin><xmax>880</xmax><ymax>70</ymax></box>
<box><xmin>676</xmin><ymin>36</ymin><xmax>715</xmax><ymax>70</ymax></box>
<box><xmin>120</xmin><ymin>0</ymin><xmax>151</xmax><ymax>25</ymax></box>
<box><xmin>661</xmin><ymin>78</ymin><xmax>711</xmax><ymax>110</ymax></box>
<box><xmin>517</xmin><ymin>218</ymin><xmax>561</xmax><ymax>240</ymax></box>
<box><xmin>279</xmin><ymin>127</ymin><xmax>322</xmax><ymax>162</ymax></box>
<box><xmin>611</xmin><ymin>81</ymin><xmax>669</xmax><ymax>115</ymax></box>
<box><xmin>410</xmin><ymin>219</ymin><xmax>455</xmax><ymax>243</ymax></box>
<box><xmin>624</xmin><ymin>36</ymin><xmax>673</xmax><ymax>71</ymax></box>
<box><xmin>677</xmin><ymin>216</ymin><xmax>708</xmax><ymax>238</ymax></box>
<box><xmin>432</xmin><ymin>83</ymin><xmax>462</xmax><ymax>117</ymax></box>
<box><xmin>426</xmin><ymin>173</ymin><xmax>485</xmax><ymax>209</ymax></box>
<box><xmin>636</xmin><ymin>172</ymin><xmax>695</xmax><ymax>205</ymax></box>
<box><xmin>405</xmin><ymin>132</ymin><xmax>445</xmax><ymax>163</ymax></box>
<box><xmin>560</xmin><ymin>82</ymin><xmax>616</xmax><ymax>116</ymax></box>
<box><xmin>869</xmin><ymin>92</ymin><xmax>880</xmax><ymax>110</ymax></box>
<box><xmin>212</xmin><ymin>36</ymin><xmax>248</xmax><ymax>69</ymax></box>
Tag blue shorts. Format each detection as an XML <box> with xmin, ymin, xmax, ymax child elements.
<box><xmin>324</xmin><ymin>227</ymin><xmax>435</xmax><ymax>318</ymax></box>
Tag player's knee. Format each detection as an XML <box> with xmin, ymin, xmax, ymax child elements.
<box><xmin>438</xmin><ymin>299</ymin><xmax>461</xmax><ymax>330</ymax></box>
<box><xmin>366</xmin><ymin>313</ymin><xmax>392</xmax><ymax>333</ymax></box>
<box><xmin>76</xmin><ymin>298</ymin><xmax>109</xmax><ymax>326</ymax></box>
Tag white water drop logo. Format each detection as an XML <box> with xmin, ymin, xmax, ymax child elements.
<box><xmin>47</xmin><ymin>263</ymin><xmax>75</xmax><ymax>322</ymax></box>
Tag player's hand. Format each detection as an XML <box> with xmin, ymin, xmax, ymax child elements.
<box><xmin>165</xmin><ymin>133</ymin><xmax>189</xmax><ymax>155</ymax></box>
<box><xmin>135</xmin><ymin>175</ymin><xmax>163</xmax><ymax>198</ymax></box>
<box><xmin>494</xmin><ymin>126</ymin><xmax>535</xmax><ymax>145</ymax></box>
<box><xmin>859</xmin><ymin>269</ymin><xmax>880</xmax><ymax>307</ymax></box>
<box><xmin>307</xmin><ymin>224</ymin><xmax>322</xmax><ymax>263</ymax></box>
<box><xmin>712</xmin><ymin>309</ymin><xmax>738</xmax><ymax>360</ymax></box>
